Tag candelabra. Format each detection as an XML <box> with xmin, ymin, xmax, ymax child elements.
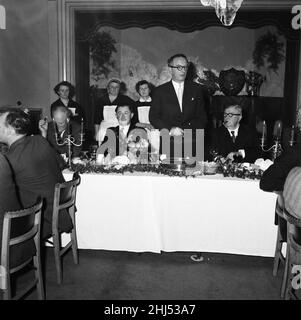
<box><xmin>53</xmin><ymin>118</ymin><xmax>84</xmax><ymax>168</ymax></box>
<box><xmin>260</xmin><ymin>137</ymin><xmax>283</xmax><ymax>162</ymax></box>
<box><xmin>288</xmin><ymin>125</ymin><xmax>296</xmax><ymax>147</ymax></box>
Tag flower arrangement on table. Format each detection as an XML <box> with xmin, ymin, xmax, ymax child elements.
<box><xmin>126</xmin><ymin>128</ymin><xmax>150</xmax><ymax>165</ymax></box>
<box><xmin>209</xmin><ymin>151</ymin><xmax>268</xmax><ymax>180</ymax></box>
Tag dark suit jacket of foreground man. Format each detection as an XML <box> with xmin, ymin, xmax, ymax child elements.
<box><xmin>211</xmin><ymin>124</ymin><xmax>261</xmax><ymax>163</ymax></box>
<box><xmin>0</xmin><ymin>152</ymin><xmax>39</xmax><ymax>272</ymax></box>
<box><xmin>5</xmin><ymin>135</ymin><xmax>73</xmax><ymax>239</ymax></box>
<box><xmin>0</xmin><ymin>153</ymin><xmax>21</xmax><ymax>246</ymax></box>
<box><xmin>149</xmin><ymin>80</ymin><xmax>207</xmax><ymax>130</ymax></box>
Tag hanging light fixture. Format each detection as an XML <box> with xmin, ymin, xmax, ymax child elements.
<box><xmin>200</xmin><ymin>0</ymin><xmax>244</xmax><ymax>26</ymax></box>
<box><xmin>0</xmin><ymin>5</ymin><xmax>6</xmax><ymax>30</ymax></box>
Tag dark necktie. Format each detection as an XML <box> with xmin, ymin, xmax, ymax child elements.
<box><xmin>230</xmin><ymin>131</ymin><xmax>236</xmax><ymax>143</ymax></box>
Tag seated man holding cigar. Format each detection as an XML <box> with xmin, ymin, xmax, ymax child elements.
<box><xmin>97</xmin><ymin>104</ymin><xmax>144</xmax><ymax>160</ymax></box>
<box><xmin>210</xmin><ymin>104</ymin><xmax>261</xmax><ymax>163</ymax></box>
<box><xmin>39</xmin><ymin>105</ymin><xmax>82</xmax><ymax>167</ymax></box>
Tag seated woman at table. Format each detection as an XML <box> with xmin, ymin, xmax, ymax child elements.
<box><xmin>51</xmin><ymin>81</ymin><xmax>85</xmax><ymax>124</ymax></box>
<box><xmin>94</xmin><ymin>79</ymin><xmax>134</xmax><ymax>143</ymax></box>
<box><xmin>210</xmin><ymin>104</ymin><xmax>261</xmax><ymax>163</ymax></box>
<box><xmin>132</xmin><ymin>80</ymin><xmax>154</xmax><ymax>131</ymax></box>
<box><xmin>39</xmin><ymin>105</ymin><xmax>82</xmax><ymax>167</ymax></box>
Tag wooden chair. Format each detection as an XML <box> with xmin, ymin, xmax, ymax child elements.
<box><xmin>0</xmin><ymin>199</ymin><xmax>45</xmax><ymax>300</ymax></box>
<box><xmin>273</xmin><ymin>195</ymin><xmax>286</xmax><ymax>276</ymax></box>
<box><xmin>281</xmin><ymin>207</ymin><xmax>301</xmax><ymax>300</ymax></box>
<box><xmin>45</xmin><ymin>171</ymin><xmax>81</xmax><ymax>284</ymax></box>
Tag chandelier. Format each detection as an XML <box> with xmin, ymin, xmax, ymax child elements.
<box><xmin>200</xmin><ymin>0</ymin><xmax>244</xmax><ymax>26</ymax></box>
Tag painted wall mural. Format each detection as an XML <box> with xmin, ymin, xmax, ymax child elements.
<box><xmin>89</xmin><ymin>25</ymin><xmax>286</xmax><ymax>101</ymax></box>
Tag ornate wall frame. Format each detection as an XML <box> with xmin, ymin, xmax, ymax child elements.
<box><xmin>50</xmin><ymin>0</ymin><xmax>301</xmax><ymax>125</ymax></box>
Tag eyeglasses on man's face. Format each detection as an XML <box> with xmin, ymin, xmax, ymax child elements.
<box><xmin>224</xmin><ymin>113</ymin><xmax>241</xmax><ymax>118</ymax></box>
<box><xmin>169</xmin><ymin>65</ymin><xmax>189</xmax><ymax>72</ymax></box>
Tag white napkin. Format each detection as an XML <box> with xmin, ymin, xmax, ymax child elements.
<box><xmin>138</xmin><ymin>106</ymin><xmax>150</xmax><ymax>124</ymax></box>
<box><xmin>254</xmin><ymin>158</ymin><xmax>274</xmax><ymax>171</ymax></box>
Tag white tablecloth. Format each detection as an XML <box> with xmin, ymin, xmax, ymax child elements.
<box><xmin>63</xmin><ymin>172</ymin><xmax>277</xmax><ymax>257</ymax></box>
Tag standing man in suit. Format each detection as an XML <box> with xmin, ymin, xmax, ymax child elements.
<box><xmin>210</xmin><ymin>104</ymin><xmax>261</xmax><ymax>163</ymax></box>
<box><xmin>149</xmin><ymin>53</ymin><xmax>207</xmax><ymax>159</ymax></box>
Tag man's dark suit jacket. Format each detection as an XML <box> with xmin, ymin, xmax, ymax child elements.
<box><xmin>0</xmin><ymin>153</ymin><xmax>37</xmax><ymax>268</ymax></box>
<box><xmin>260</xmin><ymin>144</ymin><xmax>301</xmax><ymax>192</ymax></box>
<box><xmin>5</xmin><ymin>135</ymin><xmax>72</xmax><ymax>239</ymax></box>
<box><xmin>149</xmin><ymin>80</ymin><xmax>207</xmax><ymax>130</ymax></box>
<box><xmin>211</xmin><ymin>124</ymin><xmax>261</xmax><ymax>163</ymax></box>
<box><xmin>0</xmin><ymin>154</ymin><xmax>21</xmax><ymax>246</ymax></box>
<box><xmin>99</xmin><ymin>123</ymin><xmax>143</xmax><ymax>157</ymax></box>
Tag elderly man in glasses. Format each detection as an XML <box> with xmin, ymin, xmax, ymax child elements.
<box><xmin>149</xmin><ymin>53</ymin><xmax>207</xmax><ymax>158</ymax></box>
<box><xmin>210</xmin><ymin>104</ymin><xmax>260</xmax><ymax>163</ymax></box>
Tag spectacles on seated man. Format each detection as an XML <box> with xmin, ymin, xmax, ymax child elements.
<box><xmin>224</xmin><ymin>113</ymin><xmax>242</xmax><ymax>118</ymax></box>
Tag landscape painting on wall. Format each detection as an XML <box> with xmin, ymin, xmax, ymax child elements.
<box><xmin>89</xmin><ymin>25</ymin><xmax>286</xmax><ymax>100</ymax></box>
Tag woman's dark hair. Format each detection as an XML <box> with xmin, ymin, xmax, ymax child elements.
<box><xmin>135</xmin><ymin>80</ymin><xmax>150</xmax><ymax>94</ymax></box>
<box><xmin>0</xmin><ymin>106</ymin><xmax>31</xmax><ymax>135</ymax></box>
<box><xmin>53</xmin><ymin>81</ymin><xmax>75</xmax><ymax>98</ymax></box>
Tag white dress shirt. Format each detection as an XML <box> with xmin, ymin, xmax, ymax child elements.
<box><xmin>119</xmin><ymin>124</ymin><xmax>131</xmax><ymax>138</ymax></box>
<box><xmin>172</xmin><ymin>80</ymin><xmax>184</xmax><ymax>112</ymax></box>
<box><xmin>226</xmin><ymin>125</ymin><xmax>245</xmax><ymax>158</ymax></box>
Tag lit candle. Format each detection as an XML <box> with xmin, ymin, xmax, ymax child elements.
<box><xmin>262</xmin><ymin>120</ymin><xmax>267</xmax><ymax>141</ymax></box>
<box><xmin>273</xmin><ymin>121</ymin><xmax>282</xmax><ymax>140</ymax></box>
<box><xmin>277</xmin><ymin>121</ymin><xmax>282</xmax><ymax>140</ymax></box>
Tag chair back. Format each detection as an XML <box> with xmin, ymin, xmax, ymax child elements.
<box><xmin>275</xmin><ymin>194</ymin><xmax>284</xmax><ymax>218</ymax></box>
<box><xmin>1</xmin><ymin>198</ymin><xmax>43</xmax><ymax>270</ymax></box>
<box><xmin>1</xmin><ymin>198</ymin><xmax>43</xmax><ymax>298</ymax></box>
<box><xmin>283</xmin><ymin>166</ymin><xmax>301</xmax><ymax>219</ymax></box>
<box><xmin>52</xmin><ymin>172</ymin><xmax>81</xmax><ymax>230</ymax></box>
<box><xmin>283</xmin><ymin>207</ymin><xmax>301</xmax><ymax>246</ymax></box>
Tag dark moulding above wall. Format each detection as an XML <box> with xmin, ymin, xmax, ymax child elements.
<box><xmin>75</xmin><ymin>9</ymin><xmax>299</xmax><ymax>42</ymax></box>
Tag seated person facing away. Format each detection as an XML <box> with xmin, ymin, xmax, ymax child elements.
<box><xmin>260</xmin><ymin>141</ymin><xmax>301</xmax><ymax>243</ymax></box>
<box><xmin>98</xmin><ymin>104</ymin><xmax>142</xmax><ymax>158</ymax></box>
<box><xmin>51</xmin><ymin>81</ymin><xmax>85</xmax><ymax>124</ymax></box>
<box><xmin>260</xmin><ymin>144</ymin><xmax>301</xmax><ymax>193</ymax></box>
<box><xmin>132</xmin><ymin>80</ymin><xmax>154</xmax><ymax>131</ymax></box>
<box><xmin>94</xmin><ymin>79</ymin><xmax>134</xmax><ymax>142</ymax></box>
<box><xmin>0</xmin><ymin>152</ymin><xmax>37</xmax><ymax>272</ymax></box>
<box><xmin>210</xmin><ymin>104</ymin><xmax>261</xmax><ymax>163</ymax></box>
<box><xmin>0</xmin><ymin>153</ymin><xmax>22</xmax><ymax>247</ymax></box>
<box><xmin>39</xmin><ymin>105</ymin><xmax>82</xmax><ymax>167</ymax></box>
<box><xmin>0</xmin><ymin>107</ymin><xmax>72</xmax><ymax>239</ymax></box>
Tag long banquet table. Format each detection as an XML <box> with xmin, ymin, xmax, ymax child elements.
<box><xmin>63</xmin><ymin>171</ymin><xmax>278</xmax><ymax>257</ymax></box>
